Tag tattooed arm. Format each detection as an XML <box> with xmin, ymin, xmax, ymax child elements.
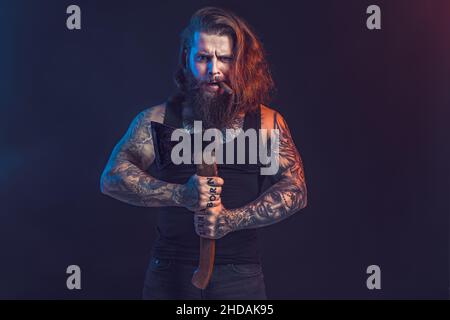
<box><xmin>101</xmin><ymin>104</ymin><xmax>224</xmax><ymax>210</ymax></box>
<box><xmin>226</xmin><ymin>109</ymin><xmax>307</xmax><ymax>228</ymax></box>
<box><xmin>100</xmin><ymin>104</ymin><xmax>179</xmax><ymax>207</ymax></box>
<box><xmin>197</xmin><ymin>107</ymin><xmax>307</xmax><ymax>239</ymax></box>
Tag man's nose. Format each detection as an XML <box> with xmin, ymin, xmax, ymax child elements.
<box><xmin>208</xmin><ymin>59</ymin><xmax>220</xmax><ymax>77</ymax></box>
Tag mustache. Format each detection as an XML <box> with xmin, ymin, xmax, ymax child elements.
<box><xmin>189</xmin><ymin>78</ymin><xmax>233</xmax><ymax>95</ymax></box>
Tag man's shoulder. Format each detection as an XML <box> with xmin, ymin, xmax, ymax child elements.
<box><xmin>260</xmin><ymin>104</ymin><xmax>284</xmax><ymax>130</ymax></box>
<box><xmin>135</xmin><ymin>102</ymin><xmax>166</xmax><ymax>125</ymax></box>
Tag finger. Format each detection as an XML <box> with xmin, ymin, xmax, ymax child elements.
<box><xmin>199</xmin><ymin>185</ymin><xmax>222</xmax><ymax>196</ymax></box>
<box><xmin>195</xmin><ymin>211</ymin><xmax>218</xmax><ymax>222</ymax></box>
<box><xmin>194</xmin><ymin>220</ymin><xmax>211</xmax><ymax>236</ymax></box>
<box><xmin>206</xmin><ymin>206</ymin><xmax>222</xmax><ymax>216</ymax></box>
<box><xmin>194</xmin><ymin>214</ymin><xmax>206</xmax><ymax>222</ymax></box>
<box><xmin>198</xmin><ymin>199</ymin><xmax>221</xmax><ymax>210</ymax></box>
<box><xmin>194</xmin><ymin>215</ymin><xmax>207</xmax><ymax>228</ymax></box>
<box><xmin>194</xmin><ymin>210</ymin><xmax>204</xmax><ymax>216</ymax></box>
<box><xmin>195</xmin><ymin>224</ymin><xmax>205</xmax><ymax>236</ymax></box>
<box><xmin>210</xmin><ymin>177</ymin><xmax>224</xmax><ymax>186</ymax></box>
<box><xmin>199</xmin><ymin>192</ymin><xmax>221</xmax><ymax>202</ymax></box>
<box><xmin>199</xmin><ymin>176</ymin><xmax>224</xmax><ymax>187</ymax></box>
<box><xmin>207</xmin><ymin>186</ymin><xmax>221</xmax><ymax>196</ymax></box>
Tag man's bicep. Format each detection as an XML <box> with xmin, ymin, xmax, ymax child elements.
<box><xmin>271</xmin><ymin>112</ymin><xmax>306</xmax><ymax>184</ymax></box>
<box><xmin>110</xmin><ymin>108</ymin><xmax>159</xmax><ymax>170</ymax></box>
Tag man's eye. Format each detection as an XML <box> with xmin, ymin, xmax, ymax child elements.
<box><xmin>197</xmin><ymin>55</ymin><xmax>208</xmax><ymax>61</ymax></box>
<box><xmin>221</xmin><ymin>57</ymin><xmax>233</xmax><ymax>63</ymax></box>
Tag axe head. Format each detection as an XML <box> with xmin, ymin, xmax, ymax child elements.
<box><xmin>150</xmin><ymin>120</ymin><xmax>220</xmax><ymax>171</ymax></box>
<box><xmin>150</xmin><ymin>121</ymin><xmax>181</xmax><ymax>170</ymax></box>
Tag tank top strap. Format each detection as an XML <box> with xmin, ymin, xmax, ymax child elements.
<box><xmin>163</xmin><ymin>97</ymin><xmax>183</xmax><ymax>128</ymax></box>
<box><xmin>243</xmin><ymin>105</ymin><xmax>261</xmax><ymax>131</ymax></box>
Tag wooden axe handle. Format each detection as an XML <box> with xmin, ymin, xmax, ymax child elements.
<box><xmin>191</xmin><ymin>162</ymin><xmax>218</xmax><ymax>289</ymax></box>
<box><xmin>191</xmin><ymin>237</ymin><xmax>215</xmax><ymax>289</ymax></box>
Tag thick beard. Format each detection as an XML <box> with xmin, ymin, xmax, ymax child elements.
<box><xmin>184</xmin><ymin>72</ymin><xmax>239</xmax><ymax>130</ymax></box>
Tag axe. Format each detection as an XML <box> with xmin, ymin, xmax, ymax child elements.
<box><xmin>150</xmin><ymin>120</ymin><xmax>218</xmax><ymax>290</ymax></box>
<box><xmin>151</xmin><ymin>81</ymin><xmax>233</xmax><ymax>289</ymax></box>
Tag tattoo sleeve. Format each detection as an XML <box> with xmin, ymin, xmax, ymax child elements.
<box><xmin>100</xmin><ymin>107</ymin><xmax>188</xmax><ymax>208</ymax></box>
<box><xmin>222</xmin><ymin>112</ymin><xmax>307</xmax><ymax>232</ymax></box>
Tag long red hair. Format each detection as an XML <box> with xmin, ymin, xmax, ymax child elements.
<box><xmin>173</xmin><ymin>7</ymin><xmax>275</xmax><ymax>113</ymax></box>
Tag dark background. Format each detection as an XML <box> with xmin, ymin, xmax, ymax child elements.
<box><xmin>0</xmin><ymin>0</ymin><xmax>448</xmax><ymax>299</ymax></box>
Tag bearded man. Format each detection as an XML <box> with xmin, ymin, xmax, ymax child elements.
<box><xmin>100</xmin><ymin>7</ymin><xmax>307</xmax><ymax>300</ymax></box>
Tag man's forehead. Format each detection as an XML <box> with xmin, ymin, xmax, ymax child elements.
<box><xmin>191</xmin><ymin>31</ymin><xmax>233</xmax><ymax>55</ymax></box>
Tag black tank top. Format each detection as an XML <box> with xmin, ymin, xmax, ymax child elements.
<box><xmin>148</xmin><ymin>100</ymin><xmax>266</xmax><ymax>264</ymax></box>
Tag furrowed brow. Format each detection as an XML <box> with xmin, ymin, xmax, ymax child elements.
<box><xmin>217</xmin><ymin>54</ymin><xmax>233</xmax><ymax>58</ymax></box>
<box><xmin>196</xmin><ymin>51</ymin><xmax>212</xmax><ymax>56</ymax></box>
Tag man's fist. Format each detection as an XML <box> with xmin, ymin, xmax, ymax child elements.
<box><xmin>194</xmin><ymin>203</ymin><xmax>233</xmax><ymax>239</ymax></box>
<box><xmin>181</xmin><ymin>174</ymin><xmax>224</xmax><ymax>212</ymax></box>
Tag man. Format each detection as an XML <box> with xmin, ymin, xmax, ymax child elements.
<box><xmin>100</xmin><ymin>7</ymin><xmax>307</xmax><ymax>300</ymax></box>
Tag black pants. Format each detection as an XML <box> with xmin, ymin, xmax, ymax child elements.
<box><xmin>143</xmin><ymin>256</ymin><xmax>267</xmax><ymax>300</ymax></box>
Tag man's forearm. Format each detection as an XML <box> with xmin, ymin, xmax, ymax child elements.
<box><xmin>219</xmin><ymin>111</ymin><xmax>308</xmax><ymax>233</ymax></box>
<box><xmin>101</xmin><ymin>160</ymin><xmax>186</xmax><ymax>208</ymax></box>
<box><xmin>223</xmin><ymin>176</ymin><xmax>307</xmax><ymax>232</ymax></box>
